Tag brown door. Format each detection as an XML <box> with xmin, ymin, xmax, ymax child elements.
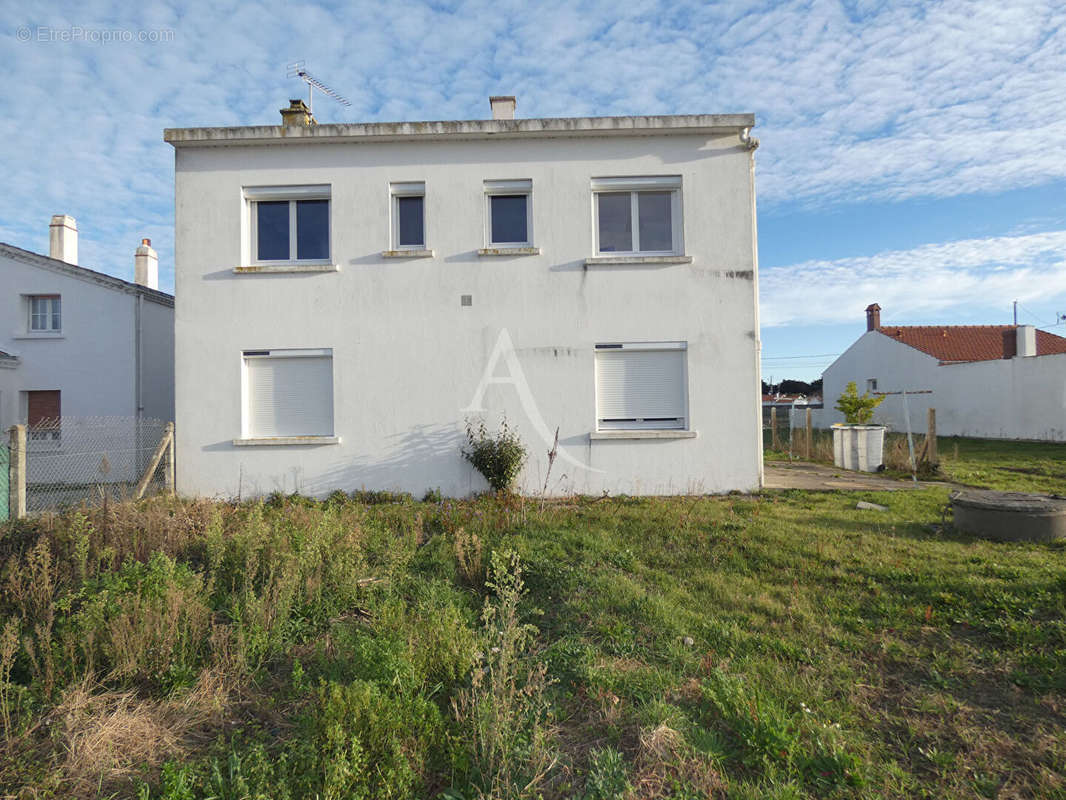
<box><xmin>27</xmin><ymin>391</ymin><xmax>61</xmax><ymax>439</ymax></box>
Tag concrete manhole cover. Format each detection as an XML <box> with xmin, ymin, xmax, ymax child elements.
<box><xmin>950</xmin><ymin>489</ymin><xmax>1066</xmax><ymax>542</ymax></box>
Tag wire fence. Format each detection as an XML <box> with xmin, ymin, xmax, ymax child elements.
<box><xmin>22</xmin><ymin>416</ymin><xmax>172</xmax><ymax>514</ymax></box>
<box><xmin>763</xmin><ymin>404</ymin><xmax>828</xmax><ymax>460</ymax></box>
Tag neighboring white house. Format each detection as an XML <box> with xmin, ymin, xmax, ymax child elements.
<box><xmin>0</xmin><ymin>217</ymin><xmax>175</xmax><ymax>453</ymax></box>
<box><xmin>164</xmin><ymin>97</ymin><xmax>763</xmax><ymax>498</ymax></box>
<box><xmin>819</xmin><ymin>303</ymin><xmax>1066</xmax><ymax>441</ymax></box>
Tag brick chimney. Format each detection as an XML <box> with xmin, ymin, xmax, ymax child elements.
<box><xmin>134</xmin><ymin>238</ymin><xmax>158</xmax><ymax>290</ymax></box>
<box><xmin>489</xmin><ymin>95</ymin><xmax>516</xmax><ymax>120</ymax></box>
<box><xmin>865</xmin><ymin>303</ymin><xmax>881</xmax><ymax>331</ymax></box>
<box><xmin>49</xmin><ymin>215</ymin><xmax>78</xmax><ymax>265</ymax></box>
<box><xmin>281</xmin><ymin>99</ymin><xmax>315</xmax><ymax>127</ymax></box>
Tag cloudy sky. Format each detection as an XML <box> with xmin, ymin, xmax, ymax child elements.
<box><xmin>3</xmin><ymin>0</ymin><xmax>1065</xmax><ymax>380</ymax></box>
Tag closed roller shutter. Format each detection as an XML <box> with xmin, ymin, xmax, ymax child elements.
<box><xmin>595</xmin><ymin>345</ymin><xmax>686</xmax><ymax>429</ymax></box>
<box><xmin>246</xmin><ymin>353</ymin><xmax>333</xmax><ymax>437</ymax></box>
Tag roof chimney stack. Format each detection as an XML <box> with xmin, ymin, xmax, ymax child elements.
<box><xmin>489</xmin><ymin>95</ymin><xmax>516</xmax><ymax>120</ymax></box>
<box><xmin>1016</xmin><ymin>324</ymin><xmax>1037</xmax><ymax>358</ymax></box>
<box><xmin>865</xmin><ymin>303</ymin><xmax>881</xmax><ymax>332</ymax></box>
<box><xmin>134</xmin><ymin>238</ymin><xmax>159</xmax><ymax>290</ymax></box>
<box><xmin>49</xmin><ymin>215</ymin><xmax>78</xmax><ymax>265</ymax></box>
<box><xmin>281</xmin><ymin>99</ymin><xmax>316</xmax><ymax>127</ymax></box>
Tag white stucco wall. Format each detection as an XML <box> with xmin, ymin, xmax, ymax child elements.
<box><xmin>818</xmin><ymin>330</ymin><xmax>1066</xmax><ymax>440</ymax></box>
<box><xmin>171</xmin><ymin>131</ymin><xmax>762</xmax><ymax>498</ymax></box>
<box><xmin>0</xmin><ymin>248</ymin><xmax>175</xmax><ymax>480</ymax></box>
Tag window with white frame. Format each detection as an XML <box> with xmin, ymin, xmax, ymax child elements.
<box><xmin>391</xmin><ymin>182</ymin><xmax>426</xmax><ymax>249</ymax></box>
<box><xmin>592</xmin><ymin>177</ymin><xmax>682</xmax><ymax>255</ymax></box>
<box><xmin>866</xmin><ymin>378</ymin><xmax>878</xmax><ymax>393</ymax></box>
<box><xmin>485</xmin><ymin>179</ymin><xmax>533</xmax><ymax>246</ymax></box>
<box><xmin>242</xmin><ymin>349</ymin><xmax>334</xmax><ymax>438</ymax></box>
<box><xmin>594</xmin><ymin>342</ymin><xmax>688</xmax><ymax>430</ymax></box>
<box><xmin>245</xmin><ymin>186</ymin><xmax>331</xmax><ymax>263</ymax></box>
<box><xmin>28</xmin><ymin>295</ymin><xmax>61</xmax><ymax>332</ymax></box>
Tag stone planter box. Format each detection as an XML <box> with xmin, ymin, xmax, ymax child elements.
<box><xmin>831</xmin><ymin>424</ymin><xmax>885</xmax><ymax>472</ymax></box>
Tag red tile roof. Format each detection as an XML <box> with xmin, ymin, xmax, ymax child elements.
<box><xmin>876</xmin><ymin>325</ymin><xmax>1066</xmax><ymax>363</ymax></box>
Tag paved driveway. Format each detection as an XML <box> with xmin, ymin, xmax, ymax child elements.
<box><xmin>763</xmin><ymin>460</ymin><xmax>934</xmax><ymax>491</ymax></box>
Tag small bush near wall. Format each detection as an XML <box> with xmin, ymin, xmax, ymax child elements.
<box><xmin>461</xmin><ymin>418</ymin><xmax>528</xmax><ymax>493</ymax></box>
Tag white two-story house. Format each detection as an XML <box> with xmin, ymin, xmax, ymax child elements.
<box><xmin>164</xmin><ymin>97</ymin><xmax>762</xmax><ymax>498</ymax></box>
<box><xmin>0</xmin><ymin>217</ymin><xmax>174</xmax><ymax>436</ymax></box>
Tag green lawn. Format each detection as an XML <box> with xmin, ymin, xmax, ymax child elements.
<box><xmin>1</xmin><ymin>485</ymin><xmax>1063</xmax><ymax>799</ymax></box>
<box><xmin>767</xmin><ymin>434</ymin><xmax>1066</xmax><ymax>495</ymax></box>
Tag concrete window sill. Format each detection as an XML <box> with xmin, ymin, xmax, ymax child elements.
<box><xmin>233</xmin><ymin>264</ymin><xmax>339</xmax><ymax>274</ymax></box>
<box><xmin>382</xmin><ymin>249</ymin><xmax>434</xmax><ymax>258</ymax></box>
<box><xmin>477</xmin><ymin>247</ymin><xmax>541</xmax><ymax>256</ymax></box>
<box><xmin>232</xmin><ymin>436</ymin><xmax>340</xmax><ymax>446</ymax></box>
<box><xmin>13</xmin><ymin>333</ymin><xmax>65</xmax><ymax>340</ymax></box>
<box><xmin>584</xmin><ymin>255</ymin><xmax>693</xmax><ymax>266</ymax></box>
<box><xmin>590</xmin><ymin>430</ymin><xmax>698</xmax><ymax>440</ymax></box>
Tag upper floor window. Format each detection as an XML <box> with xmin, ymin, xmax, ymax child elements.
<box><xmin>592</xmin><ymin>177</ymin><xmax>682</xmax><ymax>255</ymax></box>
<box><xmin>29</xmin><ymin>295</ymin><xmax>61</xmax><ymax>332</ymax></box>
<box><xmin>485</xmin><ymin>179</ymin><xmax>533</xmax><ymax>247</ymax></box>
<box><xmin>245</xmin><ymin>185</ymin><xmax>331</xmax><ymax>263</ymax></box>
<box><xmin>391</xmin><ymin>182</ymin><xmax>426</xmax><ymax>249</ymax></box>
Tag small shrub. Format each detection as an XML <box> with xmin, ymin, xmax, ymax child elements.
<box><xmin>422</xmin><ymin>487</ymin><xmax>443</xmax><ymax>504</ymax></box>
<box><xmin>582</xmin><ymin>746</ymin><xmax>632</xmax><ymax>800</ymax></box>
<box><xmin>462</xmin><ymin>418</ymin><xmax>527</xmax><ymax>493</ymax></box>
<box><xmin>834</xmin><ymin>381</ymin><xmax>883</xmax><ymax>425</ymax></box>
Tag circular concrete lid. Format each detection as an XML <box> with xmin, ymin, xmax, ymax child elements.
<box><xmin>951</xmin><ymin>489</ymin><xmax>1066</xmax><ymax>514</ymax></box>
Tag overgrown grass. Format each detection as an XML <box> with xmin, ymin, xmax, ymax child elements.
<box><xmin>0</xmin><ymin>485</ymin><xmax>1064</xmax><ymax>798</ymax></box>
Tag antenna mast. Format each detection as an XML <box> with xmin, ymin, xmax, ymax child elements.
<box><xmin>286</xmin><ymin>61</ymin><xmax>352</xmax><ymax>113</ymax></box>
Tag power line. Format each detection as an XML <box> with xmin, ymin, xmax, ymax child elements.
<box><xmin>760</xmin><ymin>353</ymin><xmax>840</xmax><ymax>360</ymax></box>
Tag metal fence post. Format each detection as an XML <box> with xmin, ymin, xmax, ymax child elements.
<box><xmin>9</xmin><ymin>425</ymin><xmax>26</xmax><ymax>519</ymax></box>
<box><xmin>770</xmin><ymin>407</ymin><xmax>779</xmax><ymax>450</ymax></box>
<box><xmin>805</xmin><ymin>408</ymin><xmax>812</xmax><ymax>460</ymax></box>
<box><xmin>164</xmin><ymin>422</ymin><xmax>175</xmax><ymax>495</ymax></box>
<box><xmin>926</xmin><ymin>408</ymin><xmax>937</xmax><ymax>465</ymax></box>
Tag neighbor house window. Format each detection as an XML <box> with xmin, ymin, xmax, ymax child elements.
<box><xmin>867</xmin><ymin>378</ymin><xmax>878</xmax><ymax>393</ymax></box>
<box><xmin>245</xmin><ymin>186</ymin><xmax>331</xmax><ymax>263</ymax></box>
<box><xmin>592</xmin><ymin>177</ymin><xmax>682</xmax><ymax>255</ymax></box>
<box><xmin>29</xmin><ymin>295</ymin><xmax>61</xmax><ymax>332</ymax></box>
<box><xmin>594</xmin><ymin>342</ymin><xmax>687</xmax><ymax>430</ymax></box>
<box><xmin>485</xmin><ymin>179</ymin><xmax>533</xmax><ymax>246</ymax></box>
<box><xmin>391</xmin><ymin>182</ymin><xmax>426</xmax><ymax>249</ymax></box>
<box><xmin>242</xmin><ymin>349</ymin><xmax>334</xmax><ymax>438</ymax></box>
<box><xmin>27</xmin><ymin>389</ymin><xmax>61</xmax><ymax>441</ymax></box>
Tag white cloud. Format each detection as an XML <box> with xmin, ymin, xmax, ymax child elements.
<box><xmin>760</xmin><ymin>229</ymin><xmax>1066</xmax><ymax>327</ymax></box>
<box><xmin>0</xmin><ymin>0</ymin><xmax>1063</xmax><ymax>290</ymax></box>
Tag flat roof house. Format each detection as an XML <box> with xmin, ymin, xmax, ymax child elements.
<box><xmin>164</xmin><ymin>98</ymin><xmax>762</xmax><ymax>498</ymax></box>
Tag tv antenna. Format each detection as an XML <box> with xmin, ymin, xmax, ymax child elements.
<box><xmin>286</xmin><ymin>61</ymin><xmax>351</xmax><ymax>113</ymax></box>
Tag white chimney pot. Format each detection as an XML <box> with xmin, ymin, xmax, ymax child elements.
<box><xmin>1016</xmin><ymin>324</ymin><xmax>1037</xmax><ymax>358</ymax></box>
<box><xmin>489</xmin><ymin>95</ymin><xmax>516</xmax><ymax>120</ymax></box>
<box><xmin>134</xmin><ymin>238</ymin><xmax>159</xmax><ymax>290</ymax></box>
<box><xmin>49</xmin><ymin>214</ymin><xmax>78</xmax><ymax>265</ymax></box>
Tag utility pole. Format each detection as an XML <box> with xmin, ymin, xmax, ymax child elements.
<box><xmin>1013</xmin><ymin>300</ymin><xmax>1018</xmax><ymax>326</ymax></box>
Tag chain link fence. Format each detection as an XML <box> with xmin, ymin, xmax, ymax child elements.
<box><xmin>19</xmin><ymin>416</ymin><xmax>173</xmax><ymax>514</ymax></box>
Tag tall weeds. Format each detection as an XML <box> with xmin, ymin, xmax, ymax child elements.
<box><xmin>452</xmin><ymin>550</ymin><xmax>558</xmax><ymax>799</ymax></box>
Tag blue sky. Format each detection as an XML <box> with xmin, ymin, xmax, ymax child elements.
<box><xmin>2</xmin><ymin>0</ymin><xmax>1065</xmax><ymax>382</ymax></box>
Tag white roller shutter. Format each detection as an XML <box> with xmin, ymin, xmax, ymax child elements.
<box><xmin>595</xmin><ymin>345</ymin><xmax>686</xmax><ymax>429</ymax></box>
<box><xmin>245</xmin><ymin>352</ymin><xmax>333</xmax><ymax>437</ymax></box>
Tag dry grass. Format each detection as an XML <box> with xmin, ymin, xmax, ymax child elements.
<box><xmin>629</xmin><ymin>723</ymin><xmax>725</xmax><ymax>799</ymax></box>
<box><xmin>13</xmin><ymin>670</ymin><xmax>233</xmax><ymax>798</ymax></box>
